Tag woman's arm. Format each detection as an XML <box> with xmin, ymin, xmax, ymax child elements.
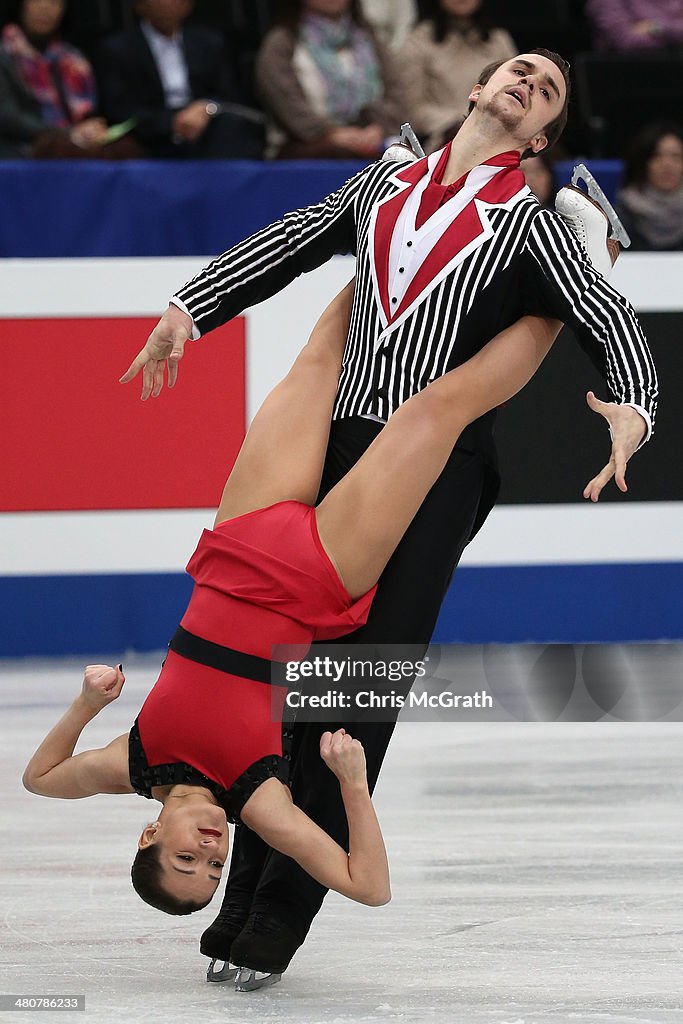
<box><xmin>242</xmin><ymin>730</ymin><xmax>391</xmax><ymax>907</ymax></box>
<box><xmin>22</xmin><ymin>665</ymin><xmax>132</xmax><ymax>798</ymax></box>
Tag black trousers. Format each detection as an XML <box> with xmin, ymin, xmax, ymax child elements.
<box><xmin>225</xmin><ymin>416</ymin><xmax>490</xmax><ymax>939</ymax></box>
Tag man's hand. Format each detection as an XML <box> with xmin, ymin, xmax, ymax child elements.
<box><xmin>583</xmin><ymin>391</ymin><xmax>647</xmax><ymax>502</ymax></box>
<box><xmin>80</xmin><ymin>664</ymin><xmax>125</xmax><ymax>713</ymax></box>
<box><xmin>172</xmin><ymin>100</ymin><xmax>212</xmax><ymax>143</ymax></box>
<box><xmin>119</xmin><ymin>304</ymin><xmax>192</xmax><ymax>399</ymax></box>
<box><xmin>320</xmin><ymin>728</ymin><xmax>368</xmax><ymax>788</ymax></box>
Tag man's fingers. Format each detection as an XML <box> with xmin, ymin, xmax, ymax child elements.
<box><xmin>152</xmin><ymin>360</ymin><xmax>164</xmax><ymax>398</ymax></box>
<box><xmin>170</xmin><ymin>336</ymin><xmax>186</xmax><ymax>362</ymax></box>
<box><xmin>119</xmin><ymin>356</ymin><xmax>145</xmax><ymax>384</ymax></box>
<box><xmin>141</xmin><ymin>363</ymin><xmax>154</xmax><ymax>401</ymax></box>
<box><xmin>614</xmin><ymin>446</ymin><xmax>629</xmax><ymax>493</ymax></box>
<box><xmin>586</xmin><ymin>390</ymin><xmax>610</xmax><ymax>417</ymax></box>
<box><xmin>167</xmin><ymin>358</ymin><xmax>178</xmax><ymax>389</ymax></box>
<box><xmin>583</xmin><ymin>459</ymin><xmax>615</xmax><ymax>502</ymax></box>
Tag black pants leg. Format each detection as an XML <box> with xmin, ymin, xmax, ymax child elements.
<box><xmin>229</xmin><ymin>417</ymin><xmax>488</xmax><ymax>938</ymax></box>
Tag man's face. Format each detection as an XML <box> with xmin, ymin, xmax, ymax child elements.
<box><xmin>469</xmin><ymin>54</ymin><xmax>567</xmax><ymax>155</ymax></box>
<box><xmin>137</xmin><ymin>0</ymin><xmax>193</xmax><ymax>35</ymax></box>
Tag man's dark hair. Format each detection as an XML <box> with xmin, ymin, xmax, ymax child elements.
<box><xmin>419</xmin><ymin>0</ymin><xmax>493</xmax><ymax>44</ymax></box>
<box><xmin>622</xmin><ymin>120</ymin><xmax>683</xmax><ymax>188</ymax></box>
<box><xmin>131</xmin><ymin>846</ymin><xmax>211</xmax><ymax>916</ymax></box>
<box><xmin>467</xmin><ymin>48</ymin><xmax>572</xmax><ymax>160</ymax></box>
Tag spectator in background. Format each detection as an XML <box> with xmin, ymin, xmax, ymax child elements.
<box><xmin>585</xmin><ymin>0</ymin><xmax>683</xmax><ymax>51</ymax></box>
<box><xmin>399</xmin><ymin>0</ymin><xmax>516</xmax><ymax>153</ymax></box>
<box><xmin>360</xmin><ymin>0</ymin><xmax>417</xmax><ymax>49</ymax></box>
<box><xmin>521</xmin><ymin>151</ymin><xmax>555</xmax><ymax>208</ymax></box>
<box><xmin>95</xmin><ymin>0</ymin><xmax>263</xmax><ymax>159</ymax></box>
<box><xmin>0</xmin><ymin>0</ymin><xmax>126</xmax><ymax>159</ymax></box>
<box><xmin>616</xmin><ymin>122</ymin><xmax>683</xmax><ymax>250</ymax></box>
<box><xmin>255</xmin><ymin>0</ymin><xmax>405</xmax><ymax>159</ymax></box>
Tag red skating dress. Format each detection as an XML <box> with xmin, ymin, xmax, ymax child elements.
<box><xmin>128</xmin><ymin>501</ymin><xmax>376</xmax><ymax>821</ymax></box>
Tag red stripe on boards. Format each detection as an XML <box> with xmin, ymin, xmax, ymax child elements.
<box><xmin>2</xmin><ymin>317</ymin><xmax>246</xmax><ymax>511</ymax></box>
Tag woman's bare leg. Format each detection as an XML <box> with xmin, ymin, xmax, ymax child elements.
<box><xmin>214</xmin><ymin>281</ymin><xmax>354</xmax><ymax>527</ymax></box>
<box><xmin>316</xmin><ymin>316</ymin><xmax>562</xmax><ymax>598</ymax></box>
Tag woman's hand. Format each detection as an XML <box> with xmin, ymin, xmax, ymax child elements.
<box><xmin>80</xmin><ymin>664</ymin><xmax>125</xmax><ymax>712</ymax></box>
<box><xmin>320</xmin><ymin>728</ymin><xmax>367</xmax><ymax>788</ymax></box>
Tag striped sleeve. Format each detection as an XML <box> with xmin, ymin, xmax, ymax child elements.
<box><xmin>523</xmin><ymin>208</ymin><xmax>658</xmax><ymax>438</ymax></box>
<box><xmin>173</xmin><ymin>164</ymin><xmax>377</xmax><ymax>337</ymax></box>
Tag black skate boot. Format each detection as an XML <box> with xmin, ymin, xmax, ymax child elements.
<box><xmin>201</xmin><ymin>893</ymin><xmax>252</xmax><ymax>984</ymax></box>
<box><xmin>230</xmin><ymin>909</ymin><xmax>305</xmax><ymax>991</ymax></box>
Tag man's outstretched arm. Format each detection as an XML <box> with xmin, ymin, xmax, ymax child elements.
<box><xmin>119</xmin><ymin>162</ymin><xmax>389</xmax><ymax>396</ymax></box>
<box><xmin>523</xmin><ymin>209</ymin><xmax>659</xmax><ymax>499</ymax></box>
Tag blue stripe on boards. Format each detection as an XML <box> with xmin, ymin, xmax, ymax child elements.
<box><xmin>434</xmin><ymin>563</ymin><xmax>683</xmax><ymax>644</ymax></box>
<box><xmin>1</xmin><ymin>563</ymin><xmax>681</xmax><ymax>656</ymax></box>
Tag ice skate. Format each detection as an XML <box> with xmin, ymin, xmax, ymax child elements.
<box><xmin>200</xmin><ymin>888</ymin><xmax>252</xmax><ymax>964</ymax></box>
<box><xmin>229</xmin><ymin>910</ymin><xmax>304</xmax><ymax>981</ymax></box>
<box><xmin>206</xmin><ymin>959</ymin><xmax>239</xmax><ymax>984</ymax></box>
<box><xmin>382</xmin><ymin>121</ymin><xmax>425</xmax><ymax>164</ymax></box>
<box><xmin>234</xmin><ymin>967</ymin><xmax>283</xmax><ymax>992</ymax></box>
<box><xmin>555</xmin><ymin>163</ymin><xmax>631</xmax><ymax>278</ymax></box>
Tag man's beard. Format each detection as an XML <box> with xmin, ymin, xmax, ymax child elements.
<box><xmin>478</xmin><ymin>89</ymin><xmax>525</xmax><ymax>137</ymax></box>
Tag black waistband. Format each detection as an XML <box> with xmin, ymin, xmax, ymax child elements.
<box><xmin>169</xmin><ymin>625</ymin><xmax>281</xmax><ymax>685</ymax></box>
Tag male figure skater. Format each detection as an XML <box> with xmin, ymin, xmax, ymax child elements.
<box><xmin>121</xmin><ymin>50</ymin><xmax>658</xmax><ymax>986</ymax></box>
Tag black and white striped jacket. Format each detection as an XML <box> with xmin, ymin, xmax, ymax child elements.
<box><xmin>175</xmin><ymin>156</ymin><xmax>658</xmax><ymax>440</ymax></box>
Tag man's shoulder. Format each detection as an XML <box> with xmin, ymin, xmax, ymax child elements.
<box><xmin>183</xmin><ymin>21</ymin><xmax>226</xmax><ymax>51</ymax></box>
<box><xmin>334</xmin><ymin>157</ymin><xmax>407</xmax><ymax>199</ymax></box>
<box><xmin>96</xmin><ymin>26</ymin><xmax>145</xmax><ymax>59</ymax></box>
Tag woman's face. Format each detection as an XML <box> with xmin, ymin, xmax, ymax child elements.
<box><xmin>440</xmin><ymin>0</ymin><xmax>481</xmax><ymax>18</ymax></box>
<box><xmin>139</xmin><ymin>803</ymin><xmax>229</xmax><ymax>905</ymax></box>
<box><xmin>646</xmin><ymin>133</ymin><xmax>683</xmax><ymax>192</ymax></box>
<box><xmin>303</xmin><ymin>0</ymin><xmax>351</xmax><ymax>18</ymax></box>
<box><xmin>21</xmin><ymin>0</ymin><xmax>65</xmax><ymax>37</ymax></box>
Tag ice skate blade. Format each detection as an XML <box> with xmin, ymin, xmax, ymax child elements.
<box><xmin>206</xmin><ymin>959</ymin><xmax>239</xmax><ymax>984</ymax></box>
<box><xmin>571</xmin><ymin>163</ymin><xmax>631</xmax><ymax>248</ymax></box>
<box><xmin>399</xmin><ymin>122</ymin><xmax>425</xmax><ymax>159</ymax></box>
<box><xmin>382</xmin><ymin>121</ymin><xmax>424</xmax><ymax>165</ymax></box>
<box><xmin>234</xmin><ymin>967</ymin><xmax>283</xmax><ymax>992</ymax></box>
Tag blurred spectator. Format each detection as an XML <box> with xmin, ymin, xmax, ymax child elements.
<box><xmin>585</xmin><ymin>0</ymin><xmax>683</xmax><ymax>51</ymax></box>
<box><xmin>360</xmin><ymin>0</ymin><xmax>417</xmax><ymax>49</ymax></box>
<box><xmin>95</xmin><ymin>0</ymin><xmax>263</xmax><ymax>159</ymax></box>
<box><xmin>0</xmin><ymin>0</ymin><xmax>129</xmax><ymax>159</ymax></box>
<box><xmin>521</xmin><ymin>151</ymin><xmax>555</xmax><ymax>208</ymax></box>
<box><xmin>616</xmin><ymin>122</ymin><xmax>683</xmax><ymax>250</ymax></box>
<box><xmin>255</xmin><ymin>0</ymin><xmax>405</xmax><ymax>159</ymax></box>
<box><xmin>399</xmin><ymin>0</ymin><xmax>516</xmax><ymax>153</ymax></box>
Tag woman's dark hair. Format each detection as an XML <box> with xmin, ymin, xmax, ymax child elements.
<box><xmin>270</xmin><ymin>0</ymin><xmax>367</xmax><ymax>32</ymax></box>
<box><xmin>419</xmin><ymin>0</ymin><xmax>492</xmax><ymax>44</ymax></box>
<box><xmin>131</xmin><ymin>846</ymin><xmax>211</xmax><ymax>916</ymax></box>
<box><xmin>622</xmin><ymin>121</ymin><xmax>683</xmax><ymax>188</ymax></box>
<box><xmin>6</xmin><ymin>0</ymin><xmax>73</xmax><ymax>38</ymax></box>
<box><xmin>466</xmin><ymin>48</ymin><xmax>571</xmax><ymax>160</ymax></box>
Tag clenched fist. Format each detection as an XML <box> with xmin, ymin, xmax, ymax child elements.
<box><xmin>81</xmin><ymin>664</ymin><xmax>125</xmax><ymax>712</ymax></box>
<box><xmin>320</xmin><ymin>728</ymin><xmax>367</xmax><ymax>787</ymax></box>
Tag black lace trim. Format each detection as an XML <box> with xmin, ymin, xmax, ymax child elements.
<box><xmin>128</xmin><ymin>720</ymin><xmax>290</xmax><ymax>824</ymax></box>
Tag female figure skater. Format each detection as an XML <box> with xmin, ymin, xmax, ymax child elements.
<box><xmin>22</xmin><ymin>284</ymin><xmax>560</xmax><ymax>918</ymax></box>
